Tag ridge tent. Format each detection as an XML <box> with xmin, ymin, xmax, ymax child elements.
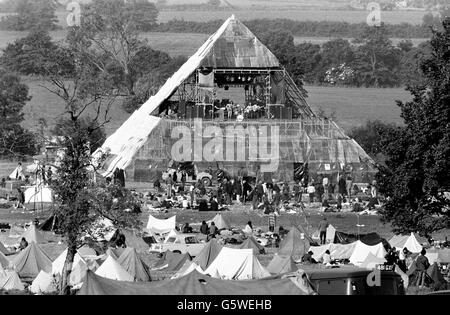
<box><xmin>78</xmin><ymin>245</ymin><xmax>97</xmax><ymax>257</ymax></box>
<box><xmin>238</xmin><ymin>236</ymin><xmax>265</xmax><ymax>255</ymax></box>
<box><xmin>309</xmin><ymin>242</ymin><xmax>357</xmax><ymax>261</ymax></box>
<box><xmin>146</xmin><ymin>215</ymin><xmax>176</xmax><ymax>234</ymax></box>
<box><xmin>152</xmin><ymin>251</ymin><xmax>192</xmax><ymax>272</ymax></box>
<box><xmin>192</xmin><ymin>239</ymin><xmax>222</xmax><ymax>270</ymax></box>
<box><xmin>266</xmin><ymin>255</ymin><xmax>298</xmax><ymax>275</ymax></box>
<box><xmin>0</xmin><ymin>240</ymin><xmax>10</xmax><ymax>255</ymax></box>
<box><xmin>171</xmin><ymin>261</ymin><xmax>205</xmax><ymax>279</ymax></box>
<box><xmin>95</xmin><ymin>255</ymin><xmax>134</xmax><ymax>282</ymax></box>
<box><xmin>360</xmin><ymin>252</ymin><xmax>387</xmax><ymax>270</ymax></box>
<box><xmin>0</xmin><ymin>251</ymin><xmax>9</xmax><ymax>269</ymax></box>
<box><xmin>37</xmin><ymin>215</ymin><xmax>59</xmax><ymax>232</ymax></box>
<box><xmin>29</xmin><ymin>270</ymin><xmax>57</xmax><ymax>294</ymax></box>
<box><xmin>349</xmin><ymin>241</ymin><xmax>387</xmax><ymax>266</ymax></box>
<box><xmin>122</xmin><ymin>230</ymin><xmax>150</xmax><ymax>253</ymax></box>
<box><xmin>21</xmin><ymin>224</ymin><xmax>46</xmax><ymax>244</ymax></box>
<box><xmin>11</xmin><ymin>242</ymin><xmax>52</xmax><ymax>279</ymax></box>
<box><xmin>427</xmin><ymin>262</ymin><xmax>447</xmax><ymax>290</ymax></box>
<box><xmin>117</xmin><ymin>248</ymin><xmax>151</xmax><ymax>282</ymax></box>
<box><xmin>52</xmin><ymin>249</ymin><xmax>87</xmax><ymax>275</ymax></box>
<box><xmin>278</xmin><ymin>226</ymin><xmax>311</xmax><ymax>258</ymax></box>
<box><xmin>164</xmin><ymin>229</ymin><xmax>179</xmax><ymax>243</ymax></box>
<box><xmin>204</xmin><ymin>247</ymin><xmax>270</xmax><ymax>280</ymax></box>
<box><xmin>388</xmin><ymin>233</ymin><xmax>422</xmax><ymax>253</ymax></box>
<box><xmin>0</xmin><ymin>270</ymin><xmax>24</xmax><ymax>291</ymax></box>
<box><xmin>207</xmin><ymin>214</ymin><xmax>230</xmax><ymax>230</ymax></box>
<box><xmin>78</xmin><ymin>269</ymin><xmax>316</xmax><ymax>295</ymax></box>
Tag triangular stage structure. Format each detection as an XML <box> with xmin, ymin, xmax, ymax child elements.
<box><xmin>94</xmin><ymin>15</ymin><xmax>375</xmax><ymax>183</ymax></box>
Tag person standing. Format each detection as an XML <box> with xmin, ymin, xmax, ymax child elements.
<box><xmin>293</xmin><ymin>181</ymin><xmax>302</xmax><ymax>203</ymax></box>
<box><xmin>322</xmin><ymin>176</ymin><xmax>329</xmax><ymax>201</ymax></box>
<box><xmin>15</xmin><ymin>188</ymin><xmax>26</xmax><ymax>210</ymax></box>
<box><xmin>234</xmin><ymin>177</ymin><xmax>242</xmax><ymax>203</ymax></box>
<box><xmin>346</xmin><ymin>174</ymin><xmax>353</xmax><ymax>199</ymax></box>
<box><xmin>322</xmin><ymin>250</ymin><xmax>332</xmax><ymax>265</ymax></box>
<box><xmin>338</xmin><ymin>175</ymin><xmax>346</xmax><ymax>198</ymax></box>
<box><xmin>415</xmin><ymin>249</ymin><xmax>431</xmax><ymax>287</ymax></box>
<box><xmin>268</xmin><ymin>211</ymin><xmax>276</xmax><ymax>232</ymax></box>
<box><xmin>166</xmin><ymin>174</ymin><xmax>174</xmax><ymax>199</ymax></box>
<box><xmin>200</xmin><ymin>221</ymin><xmax>209</xmax><ymax>235</ymax></box>
<box><xmin>282</xmin><ymin>182</ymin><xmax>290</xmax><ymax>203</ymax></box>
<box><xmin>318</xmin><ymin>217</ymin><xmax>329</xmax><ymax>245</ymax></box>
<box><xmin>307</xmin><ymin>183</ymin><xmax>315</xmax><ymax>203</ymax></box>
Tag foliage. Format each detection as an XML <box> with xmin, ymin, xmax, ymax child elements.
<box><xmin>0</xmin><ymin>0</ymin><xmax>59</xmax><ymax>31</ymax></box>
<box><xmin>0</xmin><ymin>69</ymin><xmax>36</xmax><ymax>158</ymax></box>
<box><xmin>378</xmin><ymin>18</ymin><xmax>450</xmax><ymax>237</ymax></box>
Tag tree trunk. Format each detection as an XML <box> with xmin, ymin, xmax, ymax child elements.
<box><xmin>60</xmin><ymin>242</ymin><xmax>77</xmax><ymax>295</ymax></box>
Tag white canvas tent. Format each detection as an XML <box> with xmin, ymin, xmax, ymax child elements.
<box><xmin>388</xmin><ymin>233</ymin><xmax>422</xmax><ymax>253</ymax></box>
<box><xmin>29</xmin><ymin>270</ymin><xmax>57</xmax><ymax>294</ymax></box>
<box><xmin>24</xmin><ymin>186</ymin><xmax>53</xmax><ymax>204</ymax></box>
<box><xmin>52</xmin><ymin>249</ymin><xmax>87</xmax><ymax>275</ymax></box>
<box><xmin>21</xmin><ymin>224</ymin><xmax>46</xmax><ymax>244</ymax></box>
<box><xmin>171</xmin><ymin>261</ymin><xmax>205</xmax><ymax>279</ymax></box>
<box><xmin>146</xmin><ymin>215</ymin><xmax>176</xmax><ymax>234</ymax></box>
<box><xmin>360</xmin><ymin>252</ymin><xmax>386</xmax><ymax>269</ymax></box>
<box><xmin>204</xmin><ymin>247</ymin><xmax>270</xmax><ymax>280</ymax></box>
<box><xmin>309</xmin><ymin>242</ymin><xmax>357</xmax><ymax>261</ymax></box>
<box><xmin>207</xmin><ymin>214</ymin><xmax>230</xmax><ymax>230</ymax></box>
<box><xmin>349</xmin><ymin>241</ymin><xmax>387</xmax><ymax>266</ymax></box>
<box><xmin>164</xmin><ymin>229</ymin><xmax>179</xmax><ymax>243</ymax></box>
<box><xmin>95</xmin><ymin>255</ymin><xmax>134</xmax><ymax>282</ymax></box>
<box><xmin>0</xmin><ymin>270</ymin><xmax>24</xmax><ymax>291</ymax></box>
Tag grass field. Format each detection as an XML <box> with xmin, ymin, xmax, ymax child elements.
<box><xmin>158</xmin><ymin>9</ymin><xmax>427</xmax><ymax>25</ymax></box>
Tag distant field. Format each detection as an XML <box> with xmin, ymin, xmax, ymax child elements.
<box><xmin>0</xmin><ymin>30</ymin><xmax>428</xmax><ymax>58</ymax></box>
<box><xmin>18</xmin><ymin>77</ymin><xmax>408</xmax><ymax>144</ymax></box>
<box><xmin>158</xmin><ymin>9</ymin><xmax>427</xmax><ymax>25</ymax></box>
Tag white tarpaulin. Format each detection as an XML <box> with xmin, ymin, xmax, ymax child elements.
<box><xmin>146</xmin><ymin>215</ymin><xmax>176</xmax><ymax>234</ymax></box>
<box><xmin>24</xmin><ymin>186</ymin><xmax>53</xmax><ymax>204</ymax></box>
<box><xmin>349</xmin><ymin>241</ymin><xmax>387</xmax><ymax>266</ymax></box>
<box><xmin>388</xmin><ymin>233</ymin><xmax>422</xmax><ymax>253</ymax></box>
<box><xmin>309</xmin><ymin>242</ymin><xmax>357</xmax><ymax>261</ymax></box>
<box><xmin>204</xmin><ymin>247</ymin><xmax>270</xmax><ymax>280</ymax></box>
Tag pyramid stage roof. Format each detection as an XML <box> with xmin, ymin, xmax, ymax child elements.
<box><xmin>94</xmin><ymin>15</ymin><xmax>375</xmax><ymax>183</ymax></box>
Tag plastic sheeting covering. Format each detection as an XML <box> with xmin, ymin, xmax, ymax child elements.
<box><xmin>349</xmin><ymin>241</ymin><xmax>387</xmax><ymax>266</ymax></box>
<box><xmin>78</xmin><ymin>269</ymin><xmax>315</xmax><ymax>295</ymax></box>
<box><xmin>146</xmin><ymin>215</ymin><xmax>176</xmax><ymax>234</ymax></box>
<box><xmin>388</xmin><ymin>233</ymin><xmax>423</xmax><ymax>253</ymax></box>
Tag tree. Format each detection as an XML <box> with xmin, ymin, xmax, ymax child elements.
<box><xmin>0</xmin><ymin>69</ymin><xmax>36</xmax><ymax>158</ymax></box>
<box><xmin>1</xmin><ymin>30</ymin><xmax>60</xmax><ymax>76</ymax></box>
<box><xmin>0</xmin><ymin>0</ymin><xmax>59</xmax><ymax>31</ymax></box>
<box><xmin>348</xmin><ymin>120</ymin><xmax>399</xmax><ymax>162</ymax></box>
<box><xmin>378</xmin><ymin>18</ymin><xmax>450</xmax><ymax>237</ymax></box>
<box><xmin>353</xmin><ymin>24</ymin><xmax>403</xmax><ymax>87</ymax></box>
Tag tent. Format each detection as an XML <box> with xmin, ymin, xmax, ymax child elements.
<box><xmin>164</xmin><ymin>229</ymin><xmax>179</xmax><ymax>243</ymax></box>
<box><xmin>38</xmin><ymin>215</ymin><xmax>60</xmax><ymax>232</ymax></box>
<box><xmin>207</xmin><ymin>214</ymin><xmax>230</xmax><ymax>230</ymax></box>
<box><xmin>266</xmin><ymin>255</ymin><xmax>298</xmax><ymax>275</ymax></box>
<box><xmin>21</xmin><ymin>224</ymin><xmax>46</xmax><ymax>244</ymax></box>
<box><xmin>95</xmin><ymin>255</ymin><xmax>134</xmax><ymax>282</ymax></box>
<box><xmin>0</xmin><ymin>270</ymin><xmax>24</xmax><ymax>291</ymax></box>
<box><xmin>78</xmin><ymin>245</ymin><xmax>97</xmax><ymax>257</ymax></box>
<box><xmin>349</xmin><ymin>241</ymin><xmax>387</xmax><ymax>266</ymax></box>
<box><xmin>309</xmin><ymin>242</ymin><xmax>357</xmax><ymax>261</ymax></box>
<box><xmin>122</xmin><ymin>230</ymin><xmax>150</xmax><ymax>253</ymax></box>
<box><xmin>24</xmin><ymin>186</ymin><xmax>53</xmax><ymax>204</ymax></box>
<box><xmin>427</xmin><ymin>262</ymin><xmax>447</xmax><ymax>289</ymax></box>
<box><xmin>146</xmin><ymin>215</ymin><xmax>176</xmax><ymax>234</ymax></box>
<box><xmin>278</xmin><ymin>226</ymin><xmax>311</xmax><ymax>258</ymax></box>
<box><xmin>117</xmin><ymin>248</ymin><xmax>151</xmax><ymax>282</ymax></box>
<box><xmin>0</xmin><ymin>240</ymin><xmax>10</xmax><ymax>255</ymax></box>
<box><xmin>204</xmin><ymin>247</ymin><xmax>270</xmax><ymax>280</ymax></box>
<box><xmin>152</xmin><ymin>251</ymin><xmax>192</xmax><ymax>272</ymax></box>
<box><xmin>360</xmin><ymin>252</ymin><xmax>387</xmax><ymax>269</ymax></box>
<box><xmin>10</xmin><ymin>242</ymin><xmax>52</xmax><ymax>279</ymax></box>
<box><xmin>0</xmin><ymin>251</ymin><xmax>9</xmax><ymax>269</ymax></box>
<box><xmin>29</xmin><ymin>270</ymin><xmax>57</xmax><ymax>294</ymax></box>
<box><xmin>78</xmin><ymin>269</ymin><xmax>316</xmax><ymax>295</ymax></box>
<box><xmin>52</xmin><ymin>248</ymin><xmax>97</xmax><ymax>286</ymax></box>
<box><xmin>388</xmin><ymin>233</ymin><xmax>423</xmax><ymax>253</ymax></box>
<box><xmin>192</xmin><ymin>239</ymin><xmax>222</xmax><ymax>271</ymax></box>
<box><xmin>238</xmin><ymin>237</ymin><xmax>265</xmax><ymax>255</ymax></box>
<box><xmin>171</xmin><ymin>261</ymin><xmax>206</xmax><ymax>279</ymax></box>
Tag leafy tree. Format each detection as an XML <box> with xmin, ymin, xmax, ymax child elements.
<box><xmin>378</xmin><ymin>18</ymin><xmax>450</xmax><ymax>237</ymax></box>
<box><xmin>0</xmin><ymin>69</ymin><xmax>36</xmax><ymax>158</ymax></box>
<box><xmin>0</xmin><ymin>0</ymin><xmax>59</xmax><ymax>31</ymax></box>
<box><xmin>353</xmin><ymin>24</ymin><xmax>403</xmax><ymax>87</ymax></box>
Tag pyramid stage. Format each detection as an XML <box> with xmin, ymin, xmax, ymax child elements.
<box><xmin>94</xmin><ymin>16</ymin><xmax>376</xmax><ymax>184</ymax></box>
